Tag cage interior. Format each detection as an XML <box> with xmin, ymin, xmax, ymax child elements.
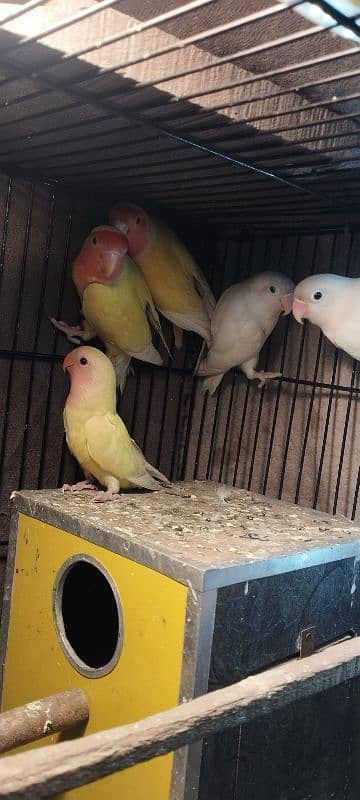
<box><xmin>0</xmin><ymin>0</ymin><xmax>360</xmax><ymax>574</ymax></box>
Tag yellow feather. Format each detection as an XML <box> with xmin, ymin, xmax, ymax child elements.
<box><xmin>64</xmin><ymin>350</ymin><xmax>166</xmax><ymax>491</ymax></box>
<box><xmin>136</xmin><ymin>218</ymin><xmax>214</xmax><ymax>315</ymax></box>
<box><xmin>81</xmin><ymin>257</ymin><xmax>162</xmax><ymax>360</ymax></box>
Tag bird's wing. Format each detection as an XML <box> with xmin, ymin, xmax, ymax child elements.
<box><xmin>129</xmin><ymin>435</ymin><xmax>170</xmax><ymax>485</ymax></box>
<box><xmin>200</xmin><ymin>315</ymin><xmax>265</xmax><ymax>375</ymax></box>
<box><xmin>85</xmin><ymin>413</ymin><xmax>144</xmax><ymax>477</ymax></box>
<box><xmin>131</xmin><ymin>258</ymin><xmax>171</xmax><ymax>356</ymax></box>
<box><xmin>160</xmin><ymin>222</ymin><xmax>216</xmax><ymax>312</ymax></box>
<box><xmin>85</xmin><ymin>413</ymin><xmax>166</xmax><ymax>489</ymax></box>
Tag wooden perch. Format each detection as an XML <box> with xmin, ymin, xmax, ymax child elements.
<box><xmin>0</xmin><ymin>690</ymin><xmax>89</xmax><ymax>755</ymax></box>
<box><xmin>1</xmin><ymin>637</ymin><xmax>360</xmax><ymax>799</ymax></box>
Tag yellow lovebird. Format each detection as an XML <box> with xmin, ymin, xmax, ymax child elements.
<box><xmin>51</xmin><ymin>226</ymin><xmax>168</xmax><ymax>390</ymax></box>
<box><xmin>62</xmin><ymin>346</ymin><xmax>169</xmax><ymax>502</ymax></box>
<box><xmin>109</xmin><ymin>203</ymin><xmax>215</xmax><ymax>349</ymax></box>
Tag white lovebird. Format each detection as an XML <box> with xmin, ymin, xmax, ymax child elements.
<box><xmin>293</xmin><ymin>273</ymin><xmax>360</xmax><ymax>361</ymax></box>
<box><xmin>196</xmin><ymin>271</ymin><xmax>294</xmax><ymax>394</ymax></box>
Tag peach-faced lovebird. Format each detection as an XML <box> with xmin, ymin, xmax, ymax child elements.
<box><xmin>293</xmin><ymin>273</ymin><xmax>360</xmax><ymax>361</ymax></box>
<box><xmin>62</xmin><ymin>346</ymin><xmax>169</xmax><ymax>502</ymax></box>
<box><xmin>51</xmin><ymin>226</ymin><xmax>168</xmax><ymax>391</ymax></box>
<box><xmin>197</xmin><ymin>271</ymin><xmax>294</xmax><ymax>394</ymax></box>
<box><xmin>109</xmin><ymin>203</ymin><xmax>215</xmax><ymax>348</ymax></box>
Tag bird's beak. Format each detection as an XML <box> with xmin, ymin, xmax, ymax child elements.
<box><xmin>100</xmin><ymin>250</ymin><xmax>124</xmax><ymax>279</ymax></box>
<box><xmin>292</xmin><ymin>297</ymin><xmax>308</xmax><ymax>325</ymax></box>
<box><xmin>281</xmin><ymin>293</ymin><xmax>293</xmax><ymax>316</ymax></box>
<box><xmin>114</xmin><ymin>221</ymin><xmax>128</xmax><ymax>235</ymax></box>
<box><xmin>63</xmin><ymin>353</ymin><xmax>75</xmax><ymax>372</ymax></box>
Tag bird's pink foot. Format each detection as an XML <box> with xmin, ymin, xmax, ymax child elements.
<box><xmin>92</xmin><ymin>491</ymin><xmax>121</xmax><ymax>503</ymax></box>
<box><xmin>254</xmin><ymin>371</ymin><xmax>282</xmax><ymax>388</ymax></box>
<box><xmin>50</xmin><ymin>317</ymin><xmax>85</xmax><ymax>345</ymax></box>
<box><xmin>61</xmin><ymin>480</ymin><xmax>97</xmax><ymax>493</ymax></box>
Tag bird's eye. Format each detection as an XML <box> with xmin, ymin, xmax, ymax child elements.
<box><xmin>135</xmin><ymin>216</ymin><xmax>141</xmax><ymax>225</ymax></box>
<box><xmin>92</xmin><ymin>236</ymin><xmax>97</xmax><ymax>246</ymax></box>
<box><xmin>313</xmin><ymin>291</ymin><xmax>322</xmax><ymax>300</ymax></box>
<box><xmin>269</xmin><ymin>285</ymin><xmax>276</xmax><ymax>294</ymax></box>
<box><xmin>80</xmin><ymin>357</ymin><xmax>88</xmax><ymax>365</ymax></box>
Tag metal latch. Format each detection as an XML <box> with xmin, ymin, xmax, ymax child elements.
<box><xmin>299</xmin><ymin>626</ymin><xmax>317</xmax><ymax>658</ymax></box>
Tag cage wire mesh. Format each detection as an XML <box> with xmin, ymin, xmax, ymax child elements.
<box><xmin>0</xmin><ymin>0</ymin><xmax>359</xmax><ymax>541</ymax></box>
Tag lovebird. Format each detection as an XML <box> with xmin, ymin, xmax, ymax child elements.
<box><xmin>62</xmin><ymin>346</ymin><xmax>169</xmax><ymax>502</ymax></box>
<box><xmin>293</xmin><ymin>273</ymin><xmax>360</xmax><ymax>360</ymax></box>
<box><xmin>51</xmin><ymin>226</ymin><xmax>168</xmax><ymax>390</ymax></box>
<box><xmin>196</xmin><ymin>271</ymin><xmax>294</xmax><ymax>394</ymax></box>
<box><xmin>109</xmin><ymin>202</ymin><xmax>215</xmax><ymax>349</ymax></box>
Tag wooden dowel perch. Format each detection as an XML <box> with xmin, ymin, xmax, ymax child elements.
<box><xmin>1</xmin><ymin>637</ymin><xmax>360</xmax><ymax>799</ymax></box>
<box><xmin>0</xmin><ymin>690</ymin><xmax>89</xmax><ymax>755</ymax></box>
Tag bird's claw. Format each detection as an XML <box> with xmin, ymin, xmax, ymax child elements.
<box><xmin>92</xmin><ymin>491</ymin><xmax>121</xmax><ymax>503</ymax></box>
<box><xmin>61</xmin><ymin>481</ymin><xmax>98</xmax><ymax>493</ymax></box>
<box><xmin>50</xmin><ymin>317</ymin><xmax>84</xmax><ymax>345</ymax></box>
<box><xmin>254</xmin><ymin>371</ymin><xmax>282</xmax><ymax>388</ymax></box>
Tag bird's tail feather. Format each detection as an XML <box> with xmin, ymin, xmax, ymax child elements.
<box><xmin>194</xmin><ymin>341</ymin><xmax>207</xmax><ymax>374</ymax></box>
<box><xmin>200</xmin><ymin>373</ymin><xmax>224</xmax><ymax>395</ymax></box>
<box><xmin>145</xmin><ymin>460</ymin><xmax>171</xmax><ymax>485</ymax></box>
<box><xmin>162</xmin><ymin>309</ymin><xmax>211</xmax><ymax>348</ymax></box>
<box><xmin>128</xmin><ymin>342</ymin><xmax>163</xmax><ymax>366</ymax></box>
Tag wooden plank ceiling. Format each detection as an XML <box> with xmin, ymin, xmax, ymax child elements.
<box><xmin>0</xmin><ymin>0</ymin><xmax>359</xmax><ymax>231</ymax></box>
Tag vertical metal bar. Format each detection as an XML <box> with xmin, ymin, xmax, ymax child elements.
<box><xmin>312</xmin><ymin>231</ymin><xmax>354</xmax><ymax>509</ymax></box>
<box><xmin>214</xmin><ymin>239</ymin><xmax>253</xmax><ymax>482</ymax></box>
<box><xmin>0</xmin><ymin>177</ymin><xmax>12</xmax><ymax>296</ymax></box>
<box><xmin>232</xmin><ymin>239</ymin><xmax>256</xmax><ymax>487</ymax></box>
<box><xmin>0</xmin><ymin>183</ymin><xmax>35</xmax><ymax>498</ymax></box>
<box><xmin>18</xmin><ymin>191</ymin><xmax>56</xmax><ymax>490</ymax></box>
<box><xmin>246</xmin><ymin>237</ymin><xmax>273</xmax><ymax>491</ymax></box>
<box><xmin>294</xmin><ymin>233</ymin><xmax>337</xmax><ymax>505</ymax></box>
<box><xmin>179</xmin><ymin>241</ymin><xmax>219</xmax><ymax>482</ymax></box>
<box><xmin>156</xmin><ymin>357</ymin><xmax>171</xmax><ymax>470</ymax></box>
<box><xmin>39</xmin><ymin>204</ymin><xmax>73</xmax><ymax>489</ymax></box>
<box><xmin>262</xmin><ymin>234</ymin><xmax>300</xmax><ymax>495</ymax></box>
<box><xmin>141</xmin><ymin>366</ymin><xmax>157</xmax><ymax>459</ymax></box>
<box><xmin>333</xmin><ymin>363</ymin><xmax>357</xmax><ymax>515</ymax></box>
<box><xmin>195</xmin><ymin>240</ymin><xmax>230</xmax><ymax>481</ymax></box>
<box><xmin>172</xmin><ymin>374</ymin><xmax>188</xmax><ymax>481</ymax></box>
<box><xmin>278</xmin><ymin>234</ymin><xmax>319</xmax><ymax>499</ymax></box>
<box><xmin>351</xmin><ymin>467</ymin><xmax>360</xmax><ymax>521</ymax></box>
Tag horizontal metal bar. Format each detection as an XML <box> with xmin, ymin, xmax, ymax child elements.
<box><xmin>0</xmin><ymin>9</ymin><xmax>355</xmax><ymax>209</ymax></box>
<box><xmin>9</xmin><ymin>119</ymin><xmax>358</xmax><ymax>170</ymax></box>
<box><xmin>120</xmin><ymin>46</ymin><xmax>360</xmax><ymax>101</ymax></box>
<box><xmin>165</xmin><ymin>89</ymin><xmax>360</xmax><ymax>129</ymax></box>
<box><xmin>79</xmin><ymin>20</ymin><xmax>338</xmax><ymax>103</ymax></box>
<box><xmin>2</xmin><ymin>0</ymin><xmax>124</xmax><ymax>52</ymax></box>
<box><xmin>86</xmin><ymin>0</ymin><xmax>308</xmax><ymax>80</ymax></box>
<box><xmin>182</xmin><ymin>109</ymin><xmax>360</xmax><ymax>138</ymax></box>
<box><xmin>144</xmin><ymin>66</ymin><xmax>360</xmax><ymax>121</ymax></box>
<box><xmin>140</xmin><ymin>102</ymin><xmax>360</xmax><ymax>151</ymax></box>
<box><xmin>29</xmin><ymin>0</ymin><xmax>218</xmax><ymax>75</ymax></box>
<box><xmin>0</xmin><ymin>0</ymin><xmax>49</xmax><ymax>26</ymax></box>
<box><xmin>35</xmin><ymin>139</ymin><xmax>356</xmax><ymax>178</ymax></box>
<box><xmin>312</xmin><ymin>0</ymin><xmax>360</xmax><ymax>39</ymax></box>
<box><xmin>0</xmin><ymin>56</ymin><xmax>335</xmax><ymax>204</ymax></box>
<box><xmin>0</xmin><ymin>352</ymin><xmax>359</xmax><ymax>395</ymax></box>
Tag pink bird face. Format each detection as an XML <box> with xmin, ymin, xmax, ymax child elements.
<box><xmin>72</xmin><ymin>226</ymin><xmax>128</xmax><ymax>294</ymax></box>
<box><xmin>109</xmin><ymin>203</ymin><xmax>149</xmax><ymax>257</ymax></box>
<box><xmin>63</xmin><ymin>346</ymin><xmax>98</xmax><ymax>395</ymax></box>
<box><xmin>292</xmin><ymin>274</ymin><xmax>339</xmax><ymax>327</ymax></box>
<box><xmin>281</xmin><ymin>293</ymin><xmax>294</xmax><ymax>316</ymax></box>
<box><xmin>63</xmin><ymin>346</ymin><xmax>115</xmax><ymax>403</ymax></box>
<box><xmin>292</xmin><ymin>297</ymin><xmax>309</xmax><ymax>324</ymax></box>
